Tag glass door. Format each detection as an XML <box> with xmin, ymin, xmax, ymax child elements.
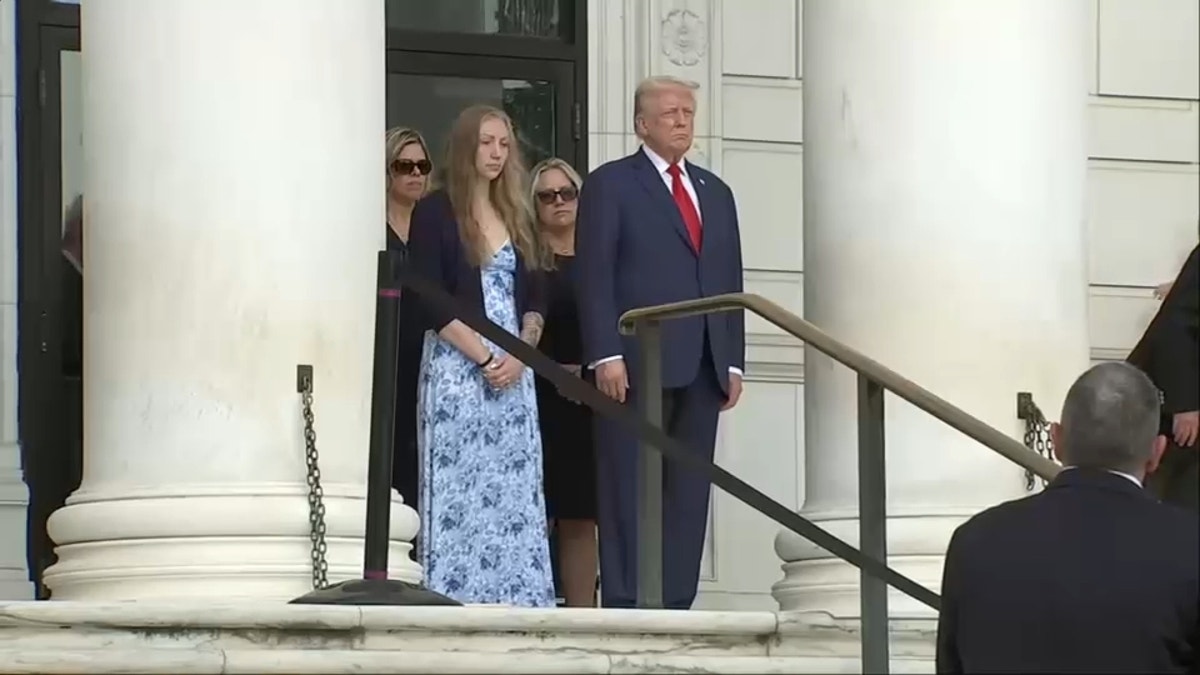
<box><xmin>386</xmin><ymin>52</ymin><xmax>579</xmax><ymax>171</ymax></box>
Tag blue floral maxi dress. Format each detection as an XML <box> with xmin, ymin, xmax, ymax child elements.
<box><xmin>417</xmin><ymin>241</ymin><xmax>556</xmax><ymax>607</ymax></box>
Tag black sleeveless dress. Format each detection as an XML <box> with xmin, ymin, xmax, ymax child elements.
<box><xmin>535</xmin><ymin>254</ymin><xmax>597</xmax><ymax>520</ymax></box>
<box><xmin>388</xmin><ymin>226</ymin><xmax>422</xmax><ymax>510</ymax></box>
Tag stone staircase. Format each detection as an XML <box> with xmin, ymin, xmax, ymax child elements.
<box><xmin>0</xmin><ymin>601</ymin><xmax>936</xmax><ymax>673</ymax></box>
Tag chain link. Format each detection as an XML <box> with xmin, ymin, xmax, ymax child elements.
<box><xmin>300</xmin><ymin>372</ymin><xmax>330</xmax><ymax>590</ymax></box>
<box><xmin>1019</xmin><ymin>394</ymin><xmax>1055</xmax><ymax>491</ymax></box>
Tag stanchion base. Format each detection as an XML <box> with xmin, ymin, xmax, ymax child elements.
<box><xmin>289</xmin><ymin>578</ymin><xmax>462</xmax><ymax>606</ymax></box>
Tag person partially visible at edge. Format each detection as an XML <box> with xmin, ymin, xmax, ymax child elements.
<box><xmin>936</xmin><ymin>362</ymin><xmax>1199</xmax><ymax>675</ymax></box>
<box><xmin>407</xmin><ymin>104</ymin><xmax>556</xmax><ymax>606</ymax></box>
<box><xmin>574</xmin><ymin>75</ymin><xmax>746</xmax><ymax>610</ymax></box>
<box><xmin>383</xmin><ymin>127</ymin><xmax>432</xmax><ymax>537</ymax></box>
<box><xmin>1128</xmin><ymin>243</ymin><xmax>1199</xmax><ymax>511</ymax></box>
<box><xmin>529</xmin><ymin>157</ymin><xmax>598</xmax><ymax>607</ymax></box>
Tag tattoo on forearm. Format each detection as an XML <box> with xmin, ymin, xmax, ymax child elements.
<box><xmin>521</xmin><ymin>312</ymin><xmax>544</xmax><ymax>346</ymax></box>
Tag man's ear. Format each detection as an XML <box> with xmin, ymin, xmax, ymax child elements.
<box><xmin>1050</xmin><ymin>422</ymin><xmax>1065</xmax><ymax>463</ymax></box>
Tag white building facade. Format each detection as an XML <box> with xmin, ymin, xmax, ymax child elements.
<box><xmin>0</xmin><ymin>0</ymin><xmax>1196</xmax><ymax>609</ymax></box>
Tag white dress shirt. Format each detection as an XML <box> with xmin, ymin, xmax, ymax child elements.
<box><xmin>642</xmin><ymin>144</ymin><xmax>702</xmax><ymax>217</ymax></box>
<box><xmin>589</xmin><ymin>145</ymin><xmax>743</xmax><ymax>379</ymax></box>
<box><xmin>1061</xmin><ymin>465</ymin><xmax>1143</xmax><ymax>487</ymax></box>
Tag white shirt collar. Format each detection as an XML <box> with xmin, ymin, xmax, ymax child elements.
<box><xmin>641</xmin><ymin>145</ymin><xmax>685</xmax><ymax>178</ymax></box>
<box><xmin>1063</xmin><ymin>465</ymin><xmax>1143</xmax><ymax>488</ymax></box>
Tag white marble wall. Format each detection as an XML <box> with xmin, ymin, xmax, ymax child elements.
<box><xmin>587</xmin><ymin>0</ymin><xmax>806</xmax><ymax>611</ymax></box>
<box><xmin>0</xmin><ymin>0</ymin><xmax>33</xmax><ymax>600</ymax></box>
<box><xmin>587</xmin><ymin>0</ymin><xmax>1199</xmax><ymax>610</ymax></box>
<box><xmin>1087</xmin><ymin>0</ymin><xmax>1200</xmax><ymax>362</ymax></box>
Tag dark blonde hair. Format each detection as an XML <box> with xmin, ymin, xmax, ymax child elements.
<box><xmin>385</xmin><ymin>126</ymin><xmax>432</xmax><ymax>196</ymax></box>
<box><xmin>443</xmin><ymin>105</ymin><xmax>549</xmax><ymax>270</ymax></box>
<box><xmin>529</xmin><ymin>157</ymin><xmax>583</xmax><ymax>218</ymax></box>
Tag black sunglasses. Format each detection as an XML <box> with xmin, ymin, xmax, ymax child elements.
<box><xmin>535</xmin><ymin>186</ymin><xmax>579</xmax><ymax>205</ymax></box>
<box><xmin>390</xmin><ymin>159</ymin><xmax>432</xmax><ymax>176</ymax></box>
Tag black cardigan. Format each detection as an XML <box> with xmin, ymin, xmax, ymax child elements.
<box><xmin>407</xmin><ymin>189</ymin><xmax>546</xmax><ymax>333</ymax></box>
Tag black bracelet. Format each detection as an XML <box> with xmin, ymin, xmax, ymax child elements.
<box><xmin>478</xmin><ymin>354</ymin><xmax>495</xmax><ymax>369</ymax></box>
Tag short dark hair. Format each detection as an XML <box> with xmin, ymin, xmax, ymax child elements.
<box><xmin>1058</xmin><ymin>362</ymin><xmax>1161</xmax><ymax>474</ymax></box>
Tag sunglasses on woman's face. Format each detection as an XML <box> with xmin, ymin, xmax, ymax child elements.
<box><xmin>535</xmin><ymin>186</ymin><xmax>579</xmax><ymax>205</ymax></box>
<box><xmin>391</xmin><ymin>159</ymin><xmax>432</xmax><ymax>176</ymax></box>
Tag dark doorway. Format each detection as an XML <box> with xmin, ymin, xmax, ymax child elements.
<box><xmin>16</xmin><ymin>0</ymin><xmax>84</xmax><ymax>597</ymax></box>
<box><xmin>385</xmin><ymin>0</ymin><xmax>587</xmax><ymax>170</ymax></box>
<box><xmin>387</xmin><ymin>53</ymin><xmax>578</xmax><ymax>169</ymax></box>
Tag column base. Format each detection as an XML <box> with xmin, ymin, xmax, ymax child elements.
<box><xmin>0</xmin><ymin>472</ymin><xmax>34</xmax><ymax>600</ymax></box>
<box><xmin>43</xmin><ymin>483</ymin><xmax>421</xmax><ymax>601</ymax></box>
<box><xmin>771</xmin><ymin>507</ymin><xmax>983</xmax><ymax>617</ymax></box>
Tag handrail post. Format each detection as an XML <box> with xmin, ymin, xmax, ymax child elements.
<box><xmin>636</xmin><ymin>320</ymin><xmax>665</xmax><ymax>609</ymax></box>
<box><xmin>858</xmin><ymin>374</ymin><xmax>889</xmax><ymax>674</ymax></box>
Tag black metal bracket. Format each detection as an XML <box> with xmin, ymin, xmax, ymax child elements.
<box><xmin>1016</xmin><ymin>391</ymin><xmax>1034</xmax><ymax>421</ymax></box>
<box><xmin>297</xmin><ymin>364</ymin><xmax>314</xmax><ymax>394</ymax></box>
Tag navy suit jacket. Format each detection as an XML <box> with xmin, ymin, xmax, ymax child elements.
<box><xmin>407</xmin><ymin>189</ymin><xmax>546</xmax><ymax>335</ymax></box>
<box><xmin>575</xmin><ymin>149</ymin><xmax>745</xmax><ymax>391</ymax></box>
<box><xmin>936</xmin><ymin>468</ymin><xmax>1200</xmax><ymax>674</ymax></box>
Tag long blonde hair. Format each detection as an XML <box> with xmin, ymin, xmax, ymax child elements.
<box><xmin>443</xmin><ymin>105</ymin><xmax>549</xmax><ymax>270</ymax></box>
<box><xmin>385</xmin><ymin>126</ymin><xmax>432</xmax><ymax>196</ymax></box>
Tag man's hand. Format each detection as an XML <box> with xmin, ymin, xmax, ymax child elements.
<box><xmin>1173</xmin><ymin>410</ymin><xmax>1198</xmax><ymax>447</ymax></box>
<box><xmin>596</xmin><ymin>360</ymin><xmax>628</xmax><ymax>403</ymax></box>
<box><xmin>721</xmin><ymin>372</ymin><xmax>744</xmax><ymax>412</ymax></box>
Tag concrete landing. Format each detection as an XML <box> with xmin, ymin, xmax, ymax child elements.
<box><xmin>0</xmin><ymin>601</ymin><xmax>936</xmax><ymax>673</ymax></box>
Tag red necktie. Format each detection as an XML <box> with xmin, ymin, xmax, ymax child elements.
<box><xmin>667</xmin><ymin>163</ymin><xmax>702</xmax><ymax>251</ymax></box>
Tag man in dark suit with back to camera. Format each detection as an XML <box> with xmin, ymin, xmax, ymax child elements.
<box><xmin>936</xmin><ymin>362</ymin><xmax>1199</xmax><ymax>674</ymax></box>
<box><xmin>575</xmin><ymin>75</ymin><xmax>746</xmax><ymax>610</ymax></box>
<box><xmin>1128</xmin><ymin>243</ymin><xmax>1199</xmax><ymax>511</ymax></box>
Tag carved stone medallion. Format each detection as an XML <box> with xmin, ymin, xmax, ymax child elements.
<box><xmin>660</xmin><ymin>8</ymin><xmax>707</xmax><ymax>67</ymax></box>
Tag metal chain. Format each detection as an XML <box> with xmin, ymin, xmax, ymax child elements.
<box><xmin>299</xmin><ymin>370</ymin><xmax>330</xmax><ymax>590</ymax></box>
<box><xmin>1018</xmin><ymin>393</ymin><xmax>1055</xmax><ymax>491</ymax></box>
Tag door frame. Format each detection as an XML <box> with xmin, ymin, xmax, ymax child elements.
<box><xmin>386</xmin><ymin>0</ymin><xmax>588</xmax><ymax>171</ymax></box>
<box><xmin>386</xmin><ymin>51</ymin><xmax>580</xmax><ymax>170</ymax></box>
<box><xmin>16</xmin><ymin>3</ymin><xmax>80</xmax><ymax>496</ymax></box>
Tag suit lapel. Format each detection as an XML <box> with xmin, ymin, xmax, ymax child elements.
<box><xmin>631</xmin><ymin>152</ymin><xmax>698</xmax><ymax>253</ymax></box>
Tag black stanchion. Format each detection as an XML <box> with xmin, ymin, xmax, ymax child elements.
<box><xmin>290</xmin><ymin>250</ymin><xmax>459</xmax><ymax>606</ymax></box>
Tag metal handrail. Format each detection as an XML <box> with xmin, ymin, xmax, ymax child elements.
<box><xmin>620</xmin><ymin>292</ymin><xmax>1061</xmax><ymax>674</ymax></box>
<box><xmin>619</xmin><ymin>292</ymin><xmax>1061</xmax><ymax>480</ymax></box>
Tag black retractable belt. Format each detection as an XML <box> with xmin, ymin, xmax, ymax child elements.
<box><xmin>398</xmin><ymin>267</ymin><xmax>940</xmax><ymax>611</ymax></box>
<box><xmin>293</xmin><ymin>252</ymin><xmax>937</xmax><ymax>610</ymax></box>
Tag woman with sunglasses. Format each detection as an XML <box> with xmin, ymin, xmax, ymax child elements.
<box><xmin>530</xmin><ymin>158</ymin><xmax>598</xmax><ymax>607</ymax></box>
<box><xmin>384</xmin><ymin>126</ymin><xmax>433</xmax><ymax>525</ymax></box>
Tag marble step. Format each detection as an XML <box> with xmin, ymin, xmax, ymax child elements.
<box><xmin>0</xmin><ymin>601</ymin><xmax>936</xmax><ymax>674</ymax></box>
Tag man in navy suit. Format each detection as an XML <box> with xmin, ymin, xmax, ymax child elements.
<box><xmin>575</xmin><ymin>75</ymin><xmax>746</xmax><ymax>609</ymax></box>
<box><xmin>936</xmin><ymin>362</ymin><xmax>1199</xmax><ymax>674</ymax></box>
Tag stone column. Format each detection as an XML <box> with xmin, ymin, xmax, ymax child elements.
<box><xmin>42</xmin><ymin>0</ymin><xmax>421</xmax><ymax>601</ymax></box>
<box><xmin>773</xmin><ymin>0</ymin><xmax>1091</xmax><ymax>616</ymax></box>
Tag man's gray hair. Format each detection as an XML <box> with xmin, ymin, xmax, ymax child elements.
<box><xmin>632</xmin><ymin>75</ymin><xmax>700</xmax><ymax>122</ymax></box>
<box><xmin>1058</xmin><ymin>362</ymin><xmax>1162</xmax><ymax>474</ymax></box>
